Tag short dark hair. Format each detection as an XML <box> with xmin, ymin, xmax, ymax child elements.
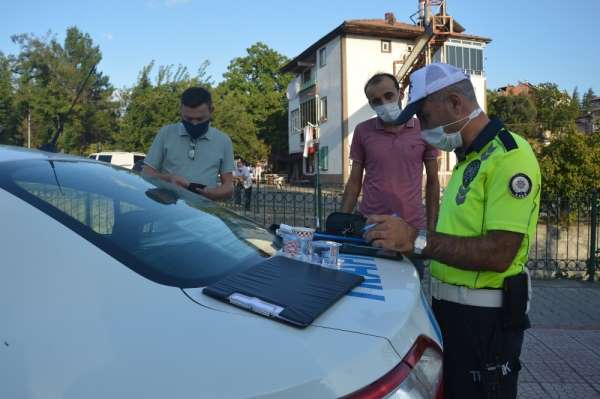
<box><xmin>181</xmin><ymin>87</ymin><xmax>212</xmax><ymax>108</ymax></box>
<box><xmin>364</xmin><ymin>73</ymin><xmax>400</xmax><ymax>95</ymax></box>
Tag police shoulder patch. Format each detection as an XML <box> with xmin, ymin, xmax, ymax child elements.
<box><xmin>509</xmin><ymin>173</ymin><xmax>532</xmax><ymax>199</ymax></box>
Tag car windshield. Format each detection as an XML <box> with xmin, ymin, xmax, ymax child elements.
<box><xmin>0</xmin><ymin>159</ymin><xmax>276</xmax><ymax>288</ymax></box>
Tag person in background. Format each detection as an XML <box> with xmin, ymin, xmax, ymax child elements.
<box><xmin>233</xmin><ymin>157</ymin><xmax>243</xmax><ymax>205</ymax></box>
<box><xmin>143</xmin><ymin>87</ymin><xmax>234</xmax><ymax>200</ymax></box>
<box><xmin>234</xmin><ymin>158</ymin><xmax>253</xmax><ymax>211</ymax></box>
<box><xmin>340</xmin><ymin>72</ymin><xmax>440</xmax><ymax>278</ymax></box>
<box><xmin>254</xmin><ymin>162</ymin><xmax>263</xmax><ymax>183</ymax></box>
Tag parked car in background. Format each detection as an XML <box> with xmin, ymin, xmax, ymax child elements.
<box><xmin>88</xmin><ymin>151</ymin><xmax>145</xmax><ymax>170</ymax></box>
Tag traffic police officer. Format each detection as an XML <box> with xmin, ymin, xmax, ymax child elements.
<box><xmin>364</xmin><ymin>63</ymin><xmax>540</xmax><ymax>399</ymax></box>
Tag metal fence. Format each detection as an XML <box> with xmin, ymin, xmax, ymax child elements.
<box><xmin>527</xmin><ymin>191</ymin><xmax>599</xmax><ymax>280</ymax></box>
<box><xmin>21</xmin><ymin>180</ymin><xmax>600</xmax><ymax>281</ymax></box>
<box><xmin>225</xmin><ymin>183</ymin><xmax>344</xmax><ymax>229</ymax></box>
<box><xmin>225</xmin><ymin>185</ymin><xmax>600</xmax><ymax>281</ymax></box>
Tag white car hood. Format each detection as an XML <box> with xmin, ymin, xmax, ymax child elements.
<box><xmin>184</xmin><ymin>253</ymin><xmax>442</xmax><ymax>357</ymax></box>
<box><xmin>1</xmin><ymin>192</ymin><xmax>406</xmax><ymax>399</ymax></box>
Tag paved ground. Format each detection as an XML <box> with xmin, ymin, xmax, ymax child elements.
<box><xmin>422</xmin><ymin>276</ymin><xmax>600</xmax><ymax>398</ymax></box>
<box><xmin>519</xmin><ymin>280</ymin><xmax>600</xmax><ymax>398</ymax></box>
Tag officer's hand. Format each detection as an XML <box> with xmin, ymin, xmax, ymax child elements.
<box><xmin>363</xmin><ymin>215</ymin><xmax>418</xmax><ymax>254</ymax></box>
<box><xmin>169</xmin><ymin>175</ymin><xmax>190</xmax><ymax>189</ymax></box>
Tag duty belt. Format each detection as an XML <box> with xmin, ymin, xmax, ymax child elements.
<box><xmin>431</xmin><ymin>277</ymin><xmax>503</xmax><ymax>308</ymax></box>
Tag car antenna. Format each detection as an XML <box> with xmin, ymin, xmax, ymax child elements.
<box><xmin>39</xmin><ymin>57</ymin><xmax>100</xmax><ymax>153</ymax></box>
<box><xmin>48</xmin><ymin>160</ymin><xmax>64</xmax><ymax>195</ymax></box>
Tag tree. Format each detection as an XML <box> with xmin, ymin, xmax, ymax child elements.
<box><xmin>487</xmin><ymin>90</ymin><xmax>537</xmax><ymax>140</ymax></box>
<box><xmin>571</xmin><ymin>86</ymin><xmax>581</xmax><ymax>115</ymax></box>
<box><xmin>11</xmin><ymin>27</ymin><xmax>117</xmax><ymax>153</ymax></box>
<box><xmin>115</xmin><ymin>61</ymin><xmax>212</xmax><ymax>152</ymax></box>
<box><xmin>211</xmin><ymin>89</ymin><xmax>268</xmax><ymax>162</ymax></box>
<box><xmin>60</xmin><ymin>28</ymin><xmax>118</xmax><ymax>152</ymax></box>
<box><xmin>490</xmin><ymin>83</ymin><xmax>600</xmax><ymax>199</ymax></box>
<box><xmin>217</xmin><ymin>42</ymin><xmax>292</xmax><ymax>160</ymax></box>
<box><xmin>532</xmin><ymin>83</ymin><xmax>579</xmax><ymax>134</ymax></box>
<box><xmin>0</xmin><ymin>52</ymin><xmax>20</xmax><ymax>145</ymax></box>
<box><xmin>581</xmin><ymin>88</ymin><xmax>596</xmax><ymax>114</ymax></box>
<box><xmin>572</xmin><ymin>86</ymin><xmax>581</xmax><ymax>107</ymax></box>
<box><xmin>538</xmin><ymin>128</ymin><xmax>600</xmax><ymax>199</ymax></box>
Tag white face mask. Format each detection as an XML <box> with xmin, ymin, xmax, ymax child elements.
<box><xmin>372</xmin><ymin>101</ymin><xmax>402</xmax><ymax>123</ymax></box>
<box><xmin>421</xmin><ymin>107</ymin><xmax>482</xmax><ymax>151</ymax></box>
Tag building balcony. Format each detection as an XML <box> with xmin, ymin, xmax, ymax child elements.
<box><xmin>300</xmin><ymin>76</ymin><xmax>316</xmax><ymax>92</ymax></box>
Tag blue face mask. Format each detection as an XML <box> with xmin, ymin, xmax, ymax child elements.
<box><xmin>421</xmin><ymin>108</ymin><xmax>482</xmax><ymax>152</ymax></box>
<box><xmin>372</xmin><ymin>100</ymin><xmax>402</xmax><ymax>123</ymax></box>
<box><xmin>182</xmin><ymin>120</ymin><xmax>210</xmax><ymax>139</ymax></box>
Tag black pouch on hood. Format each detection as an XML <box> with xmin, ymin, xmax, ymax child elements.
<box><xmin>325</xmin><ymin>212</ymin><xmax>366</xmax><ymax>237</ymax></box>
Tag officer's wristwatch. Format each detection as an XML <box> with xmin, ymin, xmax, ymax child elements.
<box><xmin>413</xmin><ymin>229</ymin><xmax>428</xmax><ymax>255</ymax></box>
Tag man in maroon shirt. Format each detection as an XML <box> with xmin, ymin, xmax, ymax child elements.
<box><xmin>341</xmin><ymin>73</ymin><xmax>440</xmax><ymax>277</ymax></box>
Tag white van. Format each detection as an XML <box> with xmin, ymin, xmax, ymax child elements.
<box><xmin>88</xmin><ymin>151</ymin><xmax>146</xmax><ymax>170</ymax></box>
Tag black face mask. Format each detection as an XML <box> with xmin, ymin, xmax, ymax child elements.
<box><xmin>182</xmin><ymin>120</ymin><xmax>210</xmax><ymax>139</ymax></box>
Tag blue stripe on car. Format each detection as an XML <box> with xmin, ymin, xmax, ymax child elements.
<box><xmin>340</xmin><ymin>254</ymin><xmax>386</xmax><ymax>302</ymax></box>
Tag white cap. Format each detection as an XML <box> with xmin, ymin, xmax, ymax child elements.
<box><xmin>395</xmin><ymin>63</ymin><xmax>469</xmax><ymax>124</ymax></box>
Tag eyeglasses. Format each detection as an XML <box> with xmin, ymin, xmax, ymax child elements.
<box><xmin>188</xmin><ymin>140</ymin><xmax>196</xmax><ymax>160</ymax></box>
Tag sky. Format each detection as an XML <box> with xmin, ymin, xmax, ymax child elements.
<box><xmin>1</xmin><ymin>0</ymin><xmax>598</xmax><ymax>96</ymax></box>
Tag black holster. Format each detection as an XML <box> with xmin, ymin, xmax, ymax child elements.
<box><xmin>502</xmin><ymin>272</ymin><xmax>530</xmax><ymax>331</ymax></box>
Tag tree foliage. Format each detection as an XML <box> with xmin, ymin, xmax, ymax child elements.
<box><xmin>218</xmin><ymin>42</ymin><xmax>292</xmax><ymax>159</ymax></box>
<box><xmin>572</xmin><ymin>86</ymin><xmax>581</xmax><ymax>110</ymax></box>
<box><xmin>487</xmin><ymin>91</ymin><xmax>537</xmax><ymax>139</ymax></box>
<box><xmin>0</xmin><ymin>52</ymin><xmax>20</xmax><ymax>145</ymax></box>
<box><xmin>488</xmin><ymin>83</ymin><xmax>598</xmax><ymax>198</ymax></box>
<box><xmin>114</xmin><ymin>61</ymin><xmax>212</xmax><ymax>152</ymax></box>
<box><xmin>532</xmin><ymin>83</ymin><xmax>579</xmax><ymax>133</ymax></box>
<box><xmin>581</xmin><ymin>88</ymin><xmax>596</xmax><ymax>114</ymax></box>
<box><xmin>538</xmin><ymin>129</ymin><xmax>600</xmax><ymax>198</ymax></box>
<box><xmin>116</xmin><ymin>42</ymin><xmax>291</xmax><ymax>162</ymax></box>
<box><xmin>211</xmin><ymin>88</ymin><xmax>268</xmax><ymax>162</ymax></box>
<box><xmin>10</xmin><ymin>27</ymin><xmax>117</xmax><ymax>153</ymax></box>
<box><xmin>2</xmin><ymin>30</ymin><xmax>291</xmax><ymax>163</ymax></box>
<box><xmin>488</xmin><ymin>83</ymin><xmax>581</xmax><ymax>139</ymax></box>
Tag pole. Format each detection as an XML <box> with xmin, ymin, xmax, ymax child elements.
<box><xmin>256</xmin><ymin>164</ymin><xmax>260</xmax><ymax>214</ymax></box>
<box><xmin>27</xmin><ymin>109</ymin><xmax>31</xmax><ymax>148</ymax></box>
<box><xmin>305</xmin><ymin>122</ymin><xmax>322</xmax><ymax>229</ymax></box>
<box><xmin>315</xmin><ymin>145</ymin><xmax>322</xmax><ymax>230</ymax></box>
<box><xmin>588</xmin><ymin>189</ymin><xmax>598</xmax><ymax>282</ymax></box>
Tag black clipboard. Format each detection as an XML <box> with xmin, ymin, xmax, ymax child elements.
<box><xmin>202</xmin><ymin>256</ymin><xmax>364</xmax><ymax>328</ymax></box>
